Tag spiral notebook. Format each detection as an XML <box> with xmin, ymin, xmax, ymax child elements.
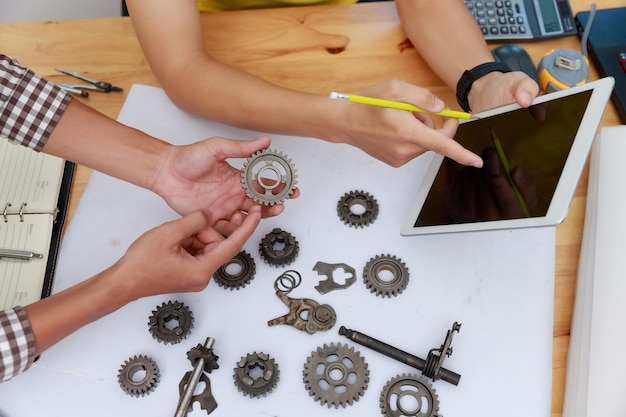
<box><xmin>0</xmin><ymin>138</ymin><xmax>74</xmax><ymax>310</ymax></box>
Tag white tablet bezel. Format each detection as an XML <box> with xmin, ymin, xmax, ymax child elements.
<box><xmin>401</xmin><ymin>77</ymin><xmax>615</xmax><ymax>236</ymax></box>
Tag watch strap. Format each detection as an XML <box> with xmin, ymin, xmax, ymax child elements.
<box><xmin>455</xmin><ymin>62</ymin><xmax>512</xmax><ymax>112</ymax></box>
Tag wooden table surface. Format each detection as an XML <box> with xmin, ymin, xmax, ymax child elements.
<box><xmin>0</xmin><ymin>1</ymin><xmax>621</xmax><ymax>415</ymax></box>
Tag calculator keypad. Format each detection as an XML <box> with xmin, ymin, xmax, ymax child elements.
<box><xmin>465</xmin><ymin>0</ymin><xmax>533</xmax><ymax>40</ymax></box>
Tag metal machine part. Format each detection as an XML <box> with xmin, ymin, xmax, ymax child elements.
<box><xmin>213</xmin><ymin>251</ymin><xmax>256</xmax><ymax>290</ymax></box>
<box><xmin>423</xmin><ymin>322</ymin><xmax>461</xmax><ymax>382</ymax></box>
<box><xmin>313</xmin><ymin>261</ymin><xmax>356</xmax><ymax>294</ymax></box>
<box><xmin>117</xmin><ymin>354</ymin><xmax>160</xmax><ymax>397</ymax></box>
<box><xmin>363</xmin><ymin>254</ymin><xmax>410</xmax><ymax>298</ymax></box>
<box><xmin>303</xmin><ymin>342</ymin><xmax>370</xmax><ymax>408</ymax></box>
<box><xmin>337</xmin><ymin>190</ymin><xmax>379</xmax><ymax>228</ymax></box>
<box><xmin>267</xmin><ymin>291</ymin><xmax>336</xmax><ymax>334</ymax></box>
<box><xmin>233</xmin><ymin>352</ymin><xmax>280</xmax><ymax>398</ymax></box>
<box><xmin>380</xmin><ymin>373</ymin><xmax>440</xmax><ymax>417</ymax></box>
<box><xmin>273</xmin><ymin>270</ymin><xmax>302</xmax><ymax>295</ymax></box>
<box><xmin>259</xmin><ymin>228</ymin><xmax>300</xmax><ymax>267</ymax></box>
<box><xmin>175</xmin><ymin>337</ymin><xmax>220</xmax><ymax>417</ymax></box>
<box><xmin>148</xmin><ymin>300</ymin><xmax>194</xmax><ymax>344</ymax></box>
<box><xmin>338</xmin><ymin>325</ymin><xmax>462</xmax><ymax>386</ymax></box>
<box><xmin>241</xmin><ymin>148</ymin><xmax>298</xmax><ymax>206</ymax></box>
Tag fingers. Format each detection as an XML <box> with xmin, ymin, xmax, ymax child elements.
<box><xmin>206</xmin><ymin>135</ymin><xmax>272</xmax><ymax>160</ymax></box>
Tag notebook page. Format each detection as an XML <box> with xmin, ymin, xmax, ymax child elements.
<box><xmin>0</xmin><ymin>213</ymin><xmax>54</xmax><ymax>309</ymax></box>
<box><xmin>0</xmin><ymin>138</ymin><xmax>65</xmax><ymax>215</ymax></box>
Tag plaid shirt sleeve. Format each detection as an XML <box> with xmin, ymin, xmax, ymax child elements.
<box><xmin>0</xmin><ymin>306</ymin><xmax>36</xmax><ymax>382</ymax></box>
<box><xmin>0</xmin><ymin>54</ymin><xmax>72</xmax><ymax>152</ymax></box>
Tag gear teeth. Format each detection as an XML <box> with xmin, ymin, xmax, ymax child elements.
<box><xmin>213</xmin><ymin>250</ymin><xmax>256</xmax><ymax>290</ymax></box>
<box><xmin>380</xmin><ymin>373</ymin><xmax>440</xmax><ymax>417</ymax></box>
<box><xmin>337</xmin><ymin>190</ymin><xmax>379</xmax><ymax>228</ymax></box>
<box><xmin>117</xmin><ymin>354</ymin><xmax>160</xmax><ymax>397</ymax></box>
<box><xmin>363</xmin><ymin>254</ymin><xmax>410</xmax><ymax>298</ymax></box>
<box><xmin>148</xmin><ymin>300</ymin><xmax>194</xmax><ymax>344</ymax></box>
<box><xmin>233</xmin><ymin>352</ymin><xmax>280</xmax><ymax>398</ymax></box>
<box><xmin>303</xmin><ymin>342</ymin><xmax>369</xmax><ymax>408</ymax></box>
<box><xmin>240</xmin><ymin>148</ymin><xmax>298</xmax><ymax>206</ymax></box>
<box><xmin>259</xmin><ymin>228</ymin><xmax>299</xmax><ymax>267</ymax></box>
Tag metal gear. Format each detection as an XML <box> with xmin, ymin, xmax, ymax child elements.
<box><xmin>213</xmin><ymin>250</ymin><xmax>256</xmax><ymax>290</ymax></box>
<box><xmin>380</xmin><ymin>373</ymin><xmax>440</xmax><ymax>417</ymax></box>
<box><xmin>233</xmin><ymin>352</ymin><xmax>280</xmax><ymax>398</ymax></box>
<box><xmin>241</xmin><ymin>148</ymin><xmax>298</xmax><ymax>206</ymax></box>
<box><xmin>117</xmin><ymin>354</ymin><xmax>160</xmax><ymax>397</ymax></box>
<box><xmin>259</xmin><ymin>228</ymin><xmax>299</xmax><ymax>267</ymax></box>
<box><xmin>337</xmin><ymin>190</ymin><xmax>379</xmax><ymax>228</ymax></box>
<box><xmin>363</xmin><ymin>254</ymin><xmax>410</xmax><ymax>298</ymax></box>
<box><xmin>148</xmin><ymin>300</ymin><xmax>194</xmax><ymax>344</ymax></box>
<box><xmin>303</xmin><ymin>342</ymin><xmax>369</xmax><ymax>408</ymax></box>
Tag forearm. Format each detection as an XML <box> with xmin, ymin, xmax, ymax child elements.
<box><xmin>395</xmin><ymin>0</ymin><xmax>494</xmax><ymax>91</ymax></box>
<box><xmin>23</xmin><ymin>264</ymin><xmax>132</xmax><ymax>354</ymax></box>
<box><xmin>42</xmin><ymin>99</ymin><xmax>172</xmax><ymax>191</ymax></box>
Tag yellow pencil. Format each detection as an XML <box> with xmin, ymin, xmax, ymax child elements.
<box><xmin>329</xmin><ymin>92</ymin><xmax>471</xmax><ymax>120</ymax></box>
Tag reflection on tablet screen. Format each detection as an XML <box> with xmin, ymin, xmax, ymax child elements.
<box><xmin>415</xmin><ymin>89</ymin><xmax>592</xmax><ymax>227</ymax></box>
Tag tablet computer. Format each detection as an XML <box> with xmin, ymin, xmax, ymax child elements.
<box><xmin>401</xmin><ymin>76</ymin><xmax>614</xmax><ymax>236</ymax></box>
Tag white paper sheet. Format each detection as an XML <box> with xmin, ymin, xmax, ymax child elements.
<box><xmin>0</xmin><ymin>85</ymin><xmax>555</xmax><ymax>417</ymax></box>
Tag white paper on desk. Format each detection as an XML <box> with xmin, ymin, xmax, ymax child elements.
<box><xmin>0</xmin><ymin>85</ymin><xmax>555</xmax><ymax>417</ymax></box>
<box><xmin>564</xmin><ymin>125</ymin><xmax>626</xmax><ymax>417</ymax></box>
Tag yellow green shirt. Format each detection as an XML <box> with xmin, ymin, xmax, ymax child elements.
<box><xmin>197</xmin><ymin>0</ymin><xmax>357</xmax><ymax>12</ymax></box>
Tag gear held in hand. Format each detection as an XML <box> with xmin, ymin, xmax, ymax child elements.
<box><xmin>241</xmin><ymin>148</ymin><xmax>298</xmax><ymax>206</ymax></box>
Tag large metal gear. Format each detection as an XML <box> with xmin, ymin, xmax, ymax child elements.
<box><xmin>241</xmin><ymin>148</ymin><xmax>298</xmax><ymax>206</ymax></box>
<box><xmin>337</xmin><ymin>190</ymin><xmax>379</xmax><ymax>228</ymax></box>
<box><xmin>117</xmin><ymin>354</ymin><xmax>160</xmax><ymax>397</ymax></box>
<box><xmin>259</xmin><ymin>228</ymin><xmax>300</xmax><ymax>267</ymax></box>
<box><xmin>233</xmin><ymin>352</ymin><xmax>280</xmax><ymax>398</ymax></box>
<box><xmin>213</xmin><ymin>250</ymin><xmax>256</xmax><ymax>290</ymax></box>
<box><xmin>148</xmin><ymin>300</ymin><xmax>194</xmax><ymax>344</ymax></box>
<box><xmin>363</xmin><ymin>254</ymin><xmax>410</xmax><ymax>298</ymax></box>
<box><xmin>303</xmin><ymin>342</ymin><xmax>369</xmax><ymax>408</ymax></box>
<box><xmin>380</xmin><ymin>373</ymin><xmax>440</xmax><ymax>417</ymax></box>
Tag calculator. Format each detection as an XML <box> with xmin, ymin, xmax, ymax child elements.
<box><xmin>464</xmin><ymin>0</ymin><xmax>578</xmax><ymax>42</ymax></box>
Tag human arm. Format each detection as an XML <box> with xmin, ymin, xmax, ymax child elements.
<box><xmin>0</xmin><ymin>54</ymin><xmax>289</xmax><ymax>234</ymax></box>
<box><xmin>125</xmin><ymin>0</ymin><xmax>482</xmax><ymax>168</ymax></box>
<box><xmin>395</xmin><ymin>0</ymin><xmax>539</xmax><ymax>113</ymax></box>
<box><xmin>23</xmin><ymin>209</ymin><xmax>260</xmax><ymax>357</ymax></box>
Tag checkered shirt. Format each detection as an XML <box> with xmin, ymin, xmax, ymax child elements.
<box><xmin>1</xmin><ymin>54</ymin><xmax>71</xmax><ymax>381</ymax></box>
<box><xmin>0</xmin><ymin>307</ymin><xmax>36</xmax><ymax>382</ymax></box>
<box><xmin>0</xmin><ymin>54</ymin><xmax>71</xmax><ymax>151</ymax></box>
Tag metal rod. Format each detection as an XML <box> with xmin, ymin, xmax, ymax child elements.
<box><xmin>338</xmin><ymin>326</ymin><xmax>461</xmax><ymax>386</ymax></box>
<box><xmin>174</xmin><ymin>337</ymin><xmax>215</xmax><ymax>417</ymax></box>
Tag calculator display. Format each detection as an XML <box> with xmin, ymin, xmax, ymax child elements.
<box><xmin>535</xmin><ymin>0</ymin><xmax>563</xmax><ymax>34</ymax></box>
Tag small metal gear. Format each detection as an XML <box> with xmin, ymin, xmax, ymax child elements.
<box><xmin>148</xmin><ymin>300</ymin><xmax>194</xmax><ymax>344</ymax></box>
<box><xmin>117</xmin><ymin>354</ymin><xmax>160</xmax><ymax>397</ymax></box>
<box><xmin>363</xmin><ymin>254</ymin><xmax>410</xmax><ymax>298</ymax></box>
<box><xmin>303</xmin><ymin>342</ymin><xmax>369</xmax><ymax>408</ymax></box>
<box><xmin>241</xmin><ymin>148</ymin><xmax>298</xmax><ymax>206</ymax></box>
<box><xmin>213</xmin><ymin>250</ymin><xmax>256</xmax><ymax>290</ymax></box>
<box><xmin>380</xmin><ymin>373</ymin><xmax>440</xmax><ymax>417</ymax></box>
<box><xmin>233</xmin><ymin>352</ymin><xmax>280</xmax><ymax>398</ymax></box>
<box><xmin>337</xmin><ymin>190</ymin><xmax>379</xmax><ymax>228</ymax></box>
<box><xmin>259</xmin><ymin>228</ymin><xmax>299</xmax><ymax>267</ymax></box>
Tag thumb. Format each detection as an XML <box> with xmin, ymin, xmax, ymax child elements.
<box><xmin>215</xmin><ymin>136</ymin><xmax>272</xmax><ymax>160</ymax></box>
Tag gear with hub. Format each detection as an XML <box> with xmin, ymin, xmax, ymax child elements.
<box><xmin>337</xmin><ymin>190</ymin><xmax>379</xmax><ymax>228</ymax></box>
<box><xmin>117</xmin><ymin>354</ymin><xmax>160</xmax><ymax>397</ymax></box>
<box><xmin>148</xmin><ymin>300</ymin><xmax>194</xmax><ymax>344</ymax></box>
<box><xmin>241</xmin><ymin>148</ymin><xmax>298</xmax><ymax>206</ymax></box>
<box><xmin>233</xmin><ymin>352</ymin><xmax>280</xmax><ymax>398</ymax></box>
<box><xmin>259</xmin><ymin>228</ymin><xmax>300</xmax><ymax>267</ymax></box>
<box><xmin>213</xmin><ymin>250</ymin><xmax>256</xmax><ymax>290</ymax></box>
<box><xmin>303</xmin><ymin>342</ymin><xmax>369</xmax><ymax>408</ymax></box>
<box><xmin>380</xmin><ymin>373</ymin><xmax>440</xmax><ymax>417</ymax></box>
<box><xmin>363</xmin><ymin>254</ymin><xmax>410</xmax><ymax>298</ymax></box>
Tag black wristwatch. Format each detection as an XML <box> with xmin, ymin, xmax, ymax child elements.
<box><xmin>455</xmin><ymin>62</ymin><xmax>512</xmax><ymax>112</ymax></box>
